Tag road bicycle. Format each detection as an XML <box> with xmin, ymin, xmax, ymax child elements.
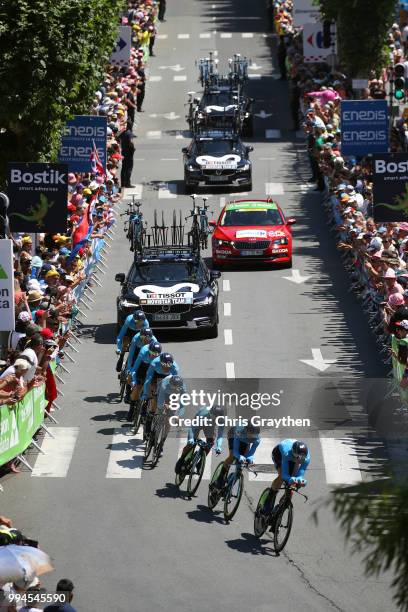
<box><xmin>185</xmin><ymin>195</ymin><xmax>213</xmax><ymax>251</ymax></box>
<box><xmin>121</xmin><ymin>197</ymin><xmax>145</xmax><ymax>252</ymax></box>
<box><xmin>118</xmin><ymin>355</ymin><xmax>129</xmax><ymax>402</ymax></box>
<box><xmin>208</xmin><ymin>460</ymin><xmax>255</xmax><ymax>521</ymax></box>
<box><xmin>253</xmin><ymin>482</ymin><xmax>308</xmax><ymax>553</ymax></box>
<box><xmin>144</xmin><ymin>406</ymin><xmax>169</xmax><ymax>467</ymax></box>
<box><xmin>130</xmin><ymin>398</ymin><xmax>144</xmax><ymax>436</ymax></box>
<box><xmin>175</xmin><ymin>439</ymin><xmax>213</xmax><ymax>496</ymax></box>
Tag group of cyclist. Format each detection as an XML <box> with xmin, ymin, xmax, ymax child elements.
<box><xmin>115</xmin><ymin>310</ymin><xmax>311</xmax><ymax>528</ymax></box>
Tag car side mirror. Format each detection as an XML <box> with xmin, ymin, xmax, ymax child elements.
<box><xmin>115</xmin><ymin>273</ymin><xmax>125</xmax><ymax>283</ymax></box>
<box><xmin>286</xmin><ymin>217</ymin><xmax>296</xmax><ymax>225</ymax></box>
<box><xmin>194</xmin><ymin>97</ymin><xmax>201</xmax><ymax>104</ymax></box>
<box><xmin>182</xmin><ymin>147</ymin><xmax>188</xmax><ymax>154</ymax></box>
<box><xmin>210</xmin><ymin>270</ymin><xmax>221</xmax><ymax>280</ymax></box>
<box><xmin>209</xmin><ymin>220</ymin><xmax>217</xmax><ymax>227</ymax></box>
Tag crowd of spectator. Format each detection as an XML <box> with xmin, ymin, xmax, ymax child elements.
<box><xmin>272</xmin><ymin>2</ymin><xmax>408</xmax><ymax>380</ymax></box>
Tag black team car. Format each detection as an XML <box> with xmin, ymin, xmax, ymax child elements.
<box><xmin>192</xmin><ymin>83</ymin><xmax>254</xmax><ymax>136</ymax></box>
<box><xmin>115</xmin><ymin>246</ymin><xmax>220</xmax><ymax>338</ymax></box>
<box><xmin>182</xmin><ymin>129</ymin><xmax>253</xmax><ymax>193</ymax></box>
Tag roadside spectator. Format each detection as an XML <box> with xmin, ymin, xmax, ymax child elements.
<box><xmin>44</xmin><ymin>579</ymin><xmax>76</xmax><ymax>612</ymax></box>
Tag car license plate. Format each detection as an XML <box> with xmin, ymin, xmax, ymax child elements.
<box><xmin>153</xmin><ymin>313</ymin><xmax>181</xmax><ymax>321</ymax></box>
<box><xmin>240</xmin><ymin>249</ymin><xmax>264</xmax><ymax>256</ymax></box>
<box><xmin>210</xmin><ymin>175</ymin><xmax>229</xmax><ymax>182</ymax></box>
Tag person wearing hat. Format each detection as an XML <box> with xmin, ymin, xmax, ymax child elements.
<box><xmin>27</xmin><ymin>290</ymin><xmax>43</xmax><ymax>318</ymax></box>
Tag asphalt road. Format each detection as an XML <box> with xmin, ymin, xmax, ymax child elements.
<box><xmin>2</xmin><ymin>1</ymin><xmax>399</xmax><ymax>611</ymax></box>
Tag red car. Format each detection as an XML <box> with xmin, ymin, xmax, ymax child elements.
<box><xmin>210</xmin><ymin>199</ymin><xmax>295</xmax><ymax>267</ymax></box>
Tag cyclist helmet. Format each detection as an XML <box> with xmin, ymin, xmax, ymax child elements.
<box><xmin>140</xmin><ymin>328</ymin><xmax>154</xmax><ymax>340</ymax></box>
<box><xmin>160</xmin><ymin>352</ymin><xmax>174</xmax><ymax>367</ymax></box>
<box><xmin>245</xmin><ymin>422</ymin><xmax>260</xmax><ymax>437</ymax></box>
<box><xmin>210</xmin><ymin>405</ymin><xmax>225</xmax><ymax>418</ymax></box>
<box><xmin>133</xmin><ymin>310</ymin><xmax>146</xmax><ymax>324</ymax></box>
<box><xmin>169</xmin><ymin>375</ymin><xmax>184</xmax><ymax>391</ymax></box>
<box><xmin>292</xmin><ymin>441</ymin><xmax>308</xmax><ymax>460</ymax></box>
<box><xmin>148</xmin><ymin>341</ymin><xmax>161</xmax><ymax>356</ymax></box>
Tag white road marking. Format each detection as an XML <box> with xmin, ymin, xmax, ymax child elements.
<box><xmin>300</xmin><ymin>348</ymin><xmax>336</xmax><ymax>372</ymax></box>
<box><xmin>174</xmin><ymin>75</ymin><xmax>187</xmax><ymax>82</ymax></box>
<box><xmin>32</xmin><ymin>427</ymin><xmax>79</xmax><ymax>477</ymax></box>
<box><xmin>259</xmin><ymin>157</ymin><xmax>276</xmax><ymax>161</ymax></box>
<box><xmin>200</xmin><ymin>33</ymin><xmax>212</xmax><ymax>38</ymax></box>
<box><xmin>225</xmin><ymin>362</ymin><xmax>235</xmax><ymax>379</ymax></box>
<box><xmin>222</xmin><ymin>279</ymin><xmax>231</xmax><ymax>292</ymax></box>
<box><xmin>106</xmin><ymin>428</ymin><xmax>144</xmax><ymax>479</ymax></box>
<box><xmin>220</xmin><ymin>33</ymin><xmax>232</xmax><ymax>38</ymax></box>
<box><xmin>178</xmin><ymin>34</ymin><xmax>190</xmax><ymax>39</ymax></box>
<box><xmin>161</xmin><ymin>158</ymin><xmax>178</xmax><ymax>161</ymax></box>
<box><xmin>220</xmin><ymin>196</ymin><xmax>226</xmax><ymax>208</ymax></box>
<box><xmin>319</xmin><ymin>433</ymin><xmax>362</xmax><ymax>485</ymax></box>
<box><xmin>133</xmin><ymin>158</ymin><xmax>145</xmax><ymax>162</ymax></box>
<box><xmin>157</xmin><ymin>34</ymin><xmax>168</xmax><ymax>40</ymax></box>
<box><xmin>265</xmin><ymin>182</ymin><xmax>285</xmax><ymax>196</ymax></box>
<box><xmin>300</xmin><ymin>185</ymin><xmax>311</xmax><ymax>193</ymax></box>
<box><xmin>124</xmin><ymin>184</ymin><xmax>143</xmax><ymax>199</ymax></box>
<box><xmin>224</xmin><ymin>329</ymin><xmax>233</xmax><ymax>345</ymax></box>
<box><xmin>158</xmin><ymin>183</ymin><xmax>178</xmax><ymax>199</ymax></box>
<box><xmin>149</xmin><ymin>76</ymin><xmax>162</xmax><ymax>82</ymax></box>
<box><xmin>223</xmin><ymin>302</ymin><xmax>231</xmax><ymax>317</ymax></box>
<box><xmin>248</xmin><ymin>438</ymin><xmax>277</xmax><ymax>481</ymax></box>
<box><xmin>265</xmin><ymin>129</ymin><xmax>282</xmax><ymax>139</ymax></box>
<box><xmin>147</xmin><ymin>130</ymin><xmax>162</xmax><ymax>139</ymax></box>
<box><xmin>248</xmin><ymin>74</ymin><xmax>261</xmax><ymax>79</ymax></box>
<box><xmin>242</xmin><ymin>32</ymin><xmax>254</xmax><ymax>38</ymax></box>
<box><xmin>176</xmin><ymin>131</ymin><xmax>187</xmax><ymax>139</ymax></box>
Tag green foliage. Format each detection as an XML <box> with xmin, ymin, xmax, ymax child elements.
<box><xmin>313</xmin><ymin>477</ymin><xmax>408</xmax><ymax>610</ymax></box>
<box><xmin>319</xmin><ymin>0</ymin><xmax>396</xmax><ymax>76</ymax></box>
<box><xmin>0</xmin><ymin>0</ymin><xmax>125</xmax><ymax>182</ymax></box>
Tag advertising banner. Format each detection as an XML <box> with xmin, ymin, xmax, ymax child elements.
<box><xmin>59</xmin><ymin>116</ymin><xmax>107</xmax><ymax>173</ymax></box>
<box><xmin>7</xmin><ymin>163</ymin><xmax>68</xmax><ymax>233</ymax></box>
<box><xmin>0</xmin><ymin>240</ymin><xmax>15</xmax><ymax>332</ymax></box>
<box><xmin>293</xmin><ymin>0</ymin><xmax>321</xmax><ymax>26</ymax></box>
<box><xmin>341</xmin><ymin>100</ymin><xmax>389</xmax><ymax>156</ymax></box>
<box><xmin>110</xmin><ymin>25</ymin><xmax>132</xmax><ymax>66</ymax></box>
<box><xmin>0</xmin><ymin>383</ymin><xmax>46</xmax><ymax>466</ymax></box>
<box><xmin>302</xmin><ymin>22</ymin><xmax>336</xmax><ymax>63</ymax></box>
<box><xmin>372</xmin><ymin>153</ymin><xmax>408</xmax><ymax>222</ymax></box>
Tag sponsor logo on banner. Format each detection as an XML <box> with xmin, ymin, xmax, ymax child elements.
<box><xmin>373</xmin><ymin>153</ymin><xmax>408</xmax><ymax>222</ymax></box>
<box><xmin>235</xmin><ymin>230</ymin><xmax>267</xmax><ymax>238</ymax></box>
<box><xmin>59</xmin><ymin>116</ymin><xmax>107</xmax><ymax>172</ymax></box>
<box><xmin>0</xmin><ymin>240</ymin><xmax>15</xmax><ymax>331</ymax></box>
<box><xmin>7</xmin><ymin>163</ymin><xmax>68</xmax><ymax>233</ymax></box>
<box><xmin>341</xmin><ymin>100</ymin><xmax>389</xmax><ymax>156</ymax></box>
<box><xmin>110</xmin><ymin>25</ymin><xmax>132</xmax><ymax>66</ymax></box>
<box><xmin>140</xmin><ymin>292</ymin><xmax>194</xmax><ymax>305</ymax></box>
<box><xmin>134</xmin><ymin>283</ymin><xmax>200</xmax><ymax>304</ymax></box>
<box><xmin>293</xmin><ymin>0</ymin><xmax>321</xmax><ymax>26</ymax></box>
<box><xmin>302</xmin><ymin>22</ymin><xmax>335</xmax><ymax>63</ymax></box>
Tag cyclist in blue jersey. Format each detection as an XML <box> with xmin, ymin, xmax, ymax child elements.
<box><xmin>115</xmin><ymin>310</ymin><xmax>149</xmax><ymax>370</ymax></box>
<box><xmin>156</xmin><ymin>375</ymin><xmax>186</xmax><ymax>448</ymax></box>
<box><xmin>175</xmin><ymin>405</ymin><xmax>225</xmax><ymax>474</ymax></box>
<box><xmin>211</xmin><ymin>422</ymin><xmax>260</xmax><ymax>490</ymax></box>
<box><xmin>263</xmin><ymin>439</ymin><xmax>310</xmax><ymax>514</ymax></box>
<box><xmin>141</xmin><ymin>353</ymin><xmax>180</xmax><ymax>438</ymax></box>
<box><xmin>127</xmin><ymin>328</ymin><xmax>155</xmax><ymax>373</ymax></box>
<box><xmin>128</xmin><ymin>340</ymin><xmax>162</xmax><ymax>419</ymax></box>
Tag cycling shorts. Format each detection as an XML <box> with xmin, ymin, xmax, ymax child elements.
<box><xmin>152</xmin><ymin>371</ymin><xmax>167</xmax><ymax>385</ymax></box>
<box><xmin>272</xmin><ymin>445</ymin><xmax>295</xmax><ymax>476</ymax></box>
<box><xmin>135</xmin><ymin>361</ymin><xmax>149</xmax><ymax>385</ymax></box>
<box><xmin>190</xmin><ymin>426</ymin><xmax>215</xmax><ymax>446</ymax></box>
<box><xmin>228</xmin><ymin>438</ymin><xmax>249</xmax><ymax>456</ymax></box>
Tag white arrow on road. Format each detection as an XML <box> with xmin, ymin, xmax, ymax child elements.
<box><xmin>163</xmin><ymin>112</ymin><xmax>180</xmax><ymax>120</ymax></box>
<box><xmin>254</xmin><ymin>110</ymin><xmax>273</xmax><ymax>119</ymax></box>
<box><xmin>282</xmin><ymin>269</ymin><xmax>310</xmax><ymax>284</ymax></box>
<box><xmin>158</xmin><ymin>64</ymin><xmax>185</xmax><ymax>72</ymax></box>
<box><xmin>300</xmin><ymin>349</ymin><xmax>337</xmax><ymax>372</ymax></box>
<box><xmin>250</xmin><ymin>63</ymin><xmax>263</xmax><ymax>70</ymax></box>
<box><xmin>148</xmin><ymin>113</ymin><xmax>159</xmax><ymax>118</ymax></box>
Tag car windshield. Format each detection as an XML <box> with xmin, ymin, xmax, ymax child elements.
<box><xmin>202</xmin><ymin>93</ymin><xmax>236</xmax><ymax>107</ymax></box>
<box><xmin>197</xmin><ymin>140</ymin><xmax>238</xmax><ymax>155</ymax></box>
<box><xmin>221</xmin><ymin>208</ymin><xmax>284</xmax><ymax>226</ymax></box>
<box><xmin>130</xmin><ymin>261</ymin><xmax>205</xmax><ymax>283</ymax></box>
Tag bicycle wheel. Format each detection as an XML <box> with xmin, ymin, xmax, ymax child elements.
<box><xmin>224</xmin><ymin>472</ymin><xmax>243</xmax><ymax>521</ymax></box>
<box><xmin>132</xmin><ymin>401</ymin><xmax>142</xmax><ymax>435</ymax></box>
<box><xmin>254</xmin><ymin>488</ymin><xmax>271</xmax><ymax>538</ymax></box>
<box><xmin>187</xmin><ymin>450</ymin><xmax>206</xmax><ymax>497</ymax></box>
<box><xmin>175</xmin><ymin>447</ymin><xmax>194</xmax><ymax>487</ymax></box>
<box><xmin>144</xmin><ymin>415</ymin><xmax>155</xmax><ymax>461</ymax></box>
<box><xmin>119</xmin><ymin>372</ymin><xmax>127</xmax><ymax>402</ymax></box>
<box><xmin>273</xmin><ymin>502</ymin><xmax>293</xmax><ymax>553</ymax></box>
<box><xmin>208</xmin><ymin>462</ymin><xmax>224</xmax><ymax>510</ymax></box>
<box><xmin>152</xmin><ymin>418</ymin><xmax>166</xmax><ymax>467</ymax></box>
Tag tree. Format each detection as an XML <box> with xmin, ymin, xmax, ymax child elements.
<box><xmin>319</xmin><ymin>0</ymin><xmax>396</xmax><ymax>77</ymax></box>
<box><xmin>0</xmin><ymin>0</ymin><xmax>125</xmax><ymax>182</ymax></box>
<box><xmin>313</xmin><ymin>477</ymin><xmax>408</xmax><ymax>610</ymax></box>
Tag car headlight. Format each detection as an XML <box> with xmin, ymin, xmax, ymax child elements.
<box><xmin>119</xmin><ymin>299</ymin><xmax>139</xmax><ymax>308</ymax></box>
<box><xmin>194</xmin><ymin>295</ymin><xmax>214</xmax><ymax>307</ymax></box>
<box><xmin>215</xmin><ymin>239</ymin><xmax>235</xmax><ymax>247</ymax></box>
<box><xmin>188</xmin><ymin>164</ymin><xmax>199</xmax><ymax>171</ymax></box>
<box><xmin>240</xmin><ymin>163</ymin><xmax>250</xmax><ymax>171</ymax></box>
<box><xmin>272</xmin><ymin>237</ymin><xmax>288</xmax><ymax>245</ymax></box>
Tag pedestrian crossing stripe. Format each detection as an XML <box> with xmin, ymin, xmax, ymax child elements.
<box><xmin>174</xmin><ymin>75</ymin><xmax>187</xmax><ymax>82</ymax></box>
<box><xmin>265</xmin><ymin>182</ymin><xmax>285</xmax><ymax>196</ymax></box>
<box><xmin>149</xmin><ymin>76</ymin><xmax>162</xmax><ymax>82</ymax></box>
<box><xmin>30</xmin><ymin>428</ymin><xmax>369</xmax><ymax>486</ymax></box>
<box><xmin>177</xmin><ymin>34</ymin><xmax>190</xmax><ymax>39</ymax></box>
<box><xmin>200</xmin><ymin>33</ymin><xmax>212</xmax><ymax>39</ymax></box>
<box><xmin>146</xmin><ymin>130</ymin><xmax>162</xmax><ymax>139</ymax></box>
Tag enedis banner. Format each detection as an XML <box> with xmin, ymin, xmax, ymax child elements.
<box><xmin>7</xmin><ymin>162</ymin><xmax>69</xmax><ymax>233</ymax></box>
<box><xmin>59</xmin><ymin>115</ymin><xmax>107</xmax><ymax>173</ymax></box>
<box><xmin>341</xmin><ymin>100</ymin><xmax>389</xmax><ymax>156</ymax></box>
<box><xmin>373</xmin><ymin>153</ymin><xmax>408</xmax><ymax>222</ymax></box>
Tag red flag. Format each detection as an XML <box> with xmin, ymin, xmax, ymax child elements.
<box><xmin>90</xmin><ymin>140</ymin><xmax>105</xmax><ymax>176</ymax></box>
<box><xmin>72</xmin><ymin>203</ymin><xmax>90</xmax><ymax>246</ymax></box>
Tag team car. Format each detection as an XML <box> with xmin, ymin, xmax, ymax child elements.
<box><xmin>211</xmin><ymin>200</ymin><xmax>296</xmax><ymax>267</ymax></box>
<box><xmin>115</xmin><ymin>246</ymin><xmax>220</xmax><ymax>337</ymax></box>
<box><xmin>182</xmin><ymin>130</ymin><xmax>253</xmax><ymax>193</ymax></box>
